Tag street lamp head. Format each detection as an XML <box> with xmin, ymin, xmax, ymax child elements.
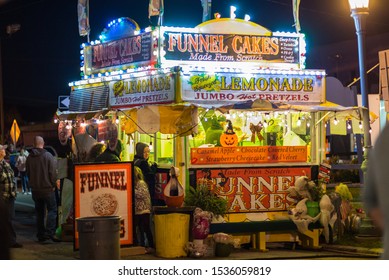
<box><xmin>349</xmin><ymin>0</ymin><xmax>369</xmax><ymax>33</ymax></box>
<box><xmin>348</xmin><ymin>0</ymin><xmax>369</xmax><ymax>14</ymax></box>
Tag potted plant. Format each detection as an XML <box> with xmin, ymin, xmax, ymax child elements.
<box><xmin>184</xmin><ymin>185</ymin><xmax>228</xmax><ymax>218</ymax></box>
<box><xmin>184</xmin><ymin>184</ymin><xmax>229</xmax><ymax>252</ymax></box>
<box><xmin>213</xmin><ymin>232</ymin><xmax>234</xmax><ymax>257</ymax></box>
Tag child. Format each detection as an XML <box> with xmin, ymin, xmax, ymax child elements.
<box><xmin>133</xmin><ymin>166</ymin><xmax>154</xmax><ymax>253</ymax></box>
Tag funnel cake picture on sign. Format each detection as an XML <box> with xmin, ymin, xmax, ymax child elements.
<box><xmin>91</xmin><ymin>193</ymin><xmax>119</xmax><ymax>216</ymax></box>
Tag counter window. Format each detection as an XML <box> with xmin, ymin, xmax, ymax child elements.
<box><xmin>132</xmin><ymin>132</ymin><xmax>174</xmax><ymax>166</ymax></box>
<box><xmin>189</xmin><ymin>109</ymin><xmax>314</xmax><ymax>165</ymax></box>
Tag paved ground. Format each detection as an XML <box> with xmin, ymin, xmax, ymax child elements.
<box><xmin>11</xmin><ymin>192</ymin><xmax>383</xmax><ymax>260</ymax></box>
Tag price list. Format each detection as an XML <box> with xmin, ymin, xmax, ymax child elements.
<box><xmin>279</xmin><ymin>37</ymin><xmax>299</xmax><ymax>63</ymax></box>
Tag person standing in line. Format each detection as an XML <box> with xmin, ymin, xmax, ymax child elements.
<box><xmin>16</xmin><ymin>147</ymin><xmax>30</xmax><ymax>195</ymax></box>
<box><xmin>94</xmin><ymin>140</ymin><xmax>123</xmax><ymax>163</ymax></box>
<box><xmin>26</xmin><ymin>136</ymin><xmax>60</xmax><ymax>243</ymax></box>
<box><xmin>364</xmin><ymin>124</ymin><xmax>389</xmax><ymax>260</ymax></box>
<box><xmin>133</xmin><ymin>166</ymin><xmax>154</xmax><ymax>253</ymax></box>
<box><xmin>134</xmin><ymin>142</ymin><xmax>162</xmax><ymax>206</ymax></box>
<box><xmin>0</xmin><ymin>144</ymin><xmax>23</xmax><ymax>249</ymax></box>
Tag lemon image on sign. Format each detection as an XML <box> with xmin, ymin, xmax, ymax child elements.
<box><xmin>113</xmin><ymin>80</ymin><xmax>125</xmax><ymax>96</ymax></box>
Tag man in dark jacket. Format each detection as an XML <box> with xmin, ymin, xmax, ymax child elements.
<box><xmin>134</xmin><ymin>142</ymin><xmax>163</xmax><ymax>206</ymax></box>
<box><xmin>95</xmin><ymin>140</ymin><xmax>123</xmax><ymax>163</ymax></box>
<box><xmin>26</xmin><ymin>136</ymin><xmax>60</xmax><ymax>243</ymax></box>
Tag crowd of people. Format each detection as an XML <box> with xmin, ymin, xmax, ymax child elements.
<box><xmin>0</xmin><ymin>137</ymin><xmax>160</xmax><ymax>259</ymax></box>
<box><xmin>0</xmin><ymin>136</ymin><xmax>60</xmax><ymax>259</ymax></box>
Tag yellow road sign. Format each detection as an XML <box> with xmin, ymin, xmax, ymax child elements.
<box><xmin>10</xmin><ymin>119</ymin><xmax>20</xmax><ymax>145</ymax></box>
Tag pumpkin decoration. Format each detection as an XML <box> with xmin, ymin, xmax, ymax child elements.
<box><xmin>220</xmin><ymin>120</ymin><xmax>238</xmax><ymax>147</ymax></box>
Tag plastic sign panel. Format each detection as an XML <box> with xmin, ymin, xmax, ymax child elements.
<box><xmin>181</xmin><ymin>71</ymin><xmax>325</xmax><ymax>106</ymax></box>
<box><xmin>191</xmin><ymin>146</ymin><xmax>307</xmax><ymax>165</ymax></box>
<box><xmin>191</xmin><ymin>166</ymin><xmax>312</xmax><ymax>212</ymax></box>
<box><xmin>83</xmin><ymin>32</ymin><xmax>153</xmax><ymax>75</ymax></box>
<box><xmin>74</xmin><ymin>162</ymin><xmax>133</xmax><ymax>248</ymax></box>
<box><xmin>162</xmin><ymin>29</ymin><xmax>304</xmax><ymax>69</ymax></box>
<box><xmin>108</xmin><ymin>72</ymin><xmax>175</xmax><ymax>108</ymax></box>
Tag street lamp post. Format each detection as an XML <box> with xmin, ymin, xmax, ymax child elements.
<box><xmin>348</xmin><ymin>0</ymin><xmax>371</xmax><ymax>181</ymax></box>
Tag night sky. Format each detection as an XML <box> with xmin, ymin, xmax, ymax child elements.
<box><xmin>0</xmin><ymin>0</ymin><xmax>388</xmax><ymax>126</ymax></box>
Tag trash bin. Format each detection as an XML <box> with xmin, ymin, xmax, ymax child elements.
<box><xmin>76</xmin><ymin>216</ymin><xmax>120</xmax><ymax>260</ymax></box>
<box><xmin>153</xmin><ymin>206</ymin><xmax>195</xmax><ymax>258</ymax></box>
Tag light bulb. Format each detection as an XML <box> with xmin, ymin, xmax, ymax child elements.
<box><xmin>333</xmin><ymin>117</ymin><xmax>338</xmax><ymax>125</ymax></box>
<box><xmin>297</xmin><ymin>117</ymin><xmax>301</xmax><ymax>127</ymax></box>
<box><xmin>359</xmin><ymin>121</ymin><xmax>363</xmax><ymax>129</ymax></box>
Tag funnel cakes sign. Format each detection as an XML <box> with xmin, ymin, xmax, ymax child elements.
<box><xmin>163</xmin><ymin>31</ymin><xmax>302</xmax><ymax>68</ymax></box>
<box><xmin>74</xmin><ymin>162</ymin><xmax>133</xmax><ymax>248</ymax></box>
<box><xmin>192</xmin><ymin>166</ymin><xmax>312</xmax><ymax>212</ymax></box>
<box><xmin>83</xmin><ymin>32</ymin><xmax>153</xmax><ymax>75</ymax></box>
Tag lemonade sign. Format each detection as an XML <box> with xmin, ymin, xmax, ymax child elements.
<box><xmin>188</xmin><ymin>73</ymin><xmax>221</xmax><ymax>92</ymax></box>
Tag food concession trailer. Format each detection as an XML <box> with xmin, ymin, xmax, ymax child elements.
<box><xmin>57</xmin><ymin>16</ymin><xmax>367</xmax><ymax>248</ymax></box>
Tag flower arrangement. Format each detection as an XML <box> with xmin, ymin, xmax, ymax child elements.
<box><xmin>335</xmin><ymin>183</ymin><xmax>353</xmax><ymax>201</ymax></box>
<box><xmin>213</xmin><ymin>232</ymin><xmax>234</xmax><ymax>244</ymax></box>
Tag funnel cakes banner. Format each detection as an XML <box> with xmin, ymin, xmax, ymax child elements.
<box><xmin>74</xmin><ymin>162</ymin><xmax>133</xmax><ymax>248</ymax></box>
<box><xmin>83</xmin><ymin>32</ymin><xmax>153</xmax><ymax>75</ymax></box>
<box><xmin>192</xmin><ymin>166</ymin><xmax>312</xmax><ymax>212</ymax></box>
<box><xmin>163</xmin><ymin>31</ymin><xmax>302</xmax><ymax>67</ymax></box>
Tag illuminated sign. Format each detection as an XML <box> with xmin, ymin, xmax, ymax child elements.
<box><xmin>83</xmin><ymin>32</ymin><xmax>153</xmax><ymax>75</ymax></box>
<box><xmin>192</xmin><ymin>166</ymin><xmax>312</xmax><ymax>212</ymax></box>
<box><xmin>191</xmin><ymin>146</ymin><xmax>307</xmax><ymax>165</ymax></box>
<box><xmin>108</xmin><ymin>72</ymin><xmax>175</xmax><ymax>108</ymax></box>
<box><xmin>163</xmin><ymin>31</ymin><xmax>303</xmax><ymax>68</ymax></box>
<box><xmin>182</xmin><ymin>71</ymin><xmax>325</xmax><ymax>106</ymax></box>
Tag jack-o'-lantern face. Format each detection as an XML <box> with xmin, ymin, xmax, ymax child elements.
<box><xmin>220</xmin><ymin>132</ymin><xmax>238</xmax><ymax>147</ymax></box>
